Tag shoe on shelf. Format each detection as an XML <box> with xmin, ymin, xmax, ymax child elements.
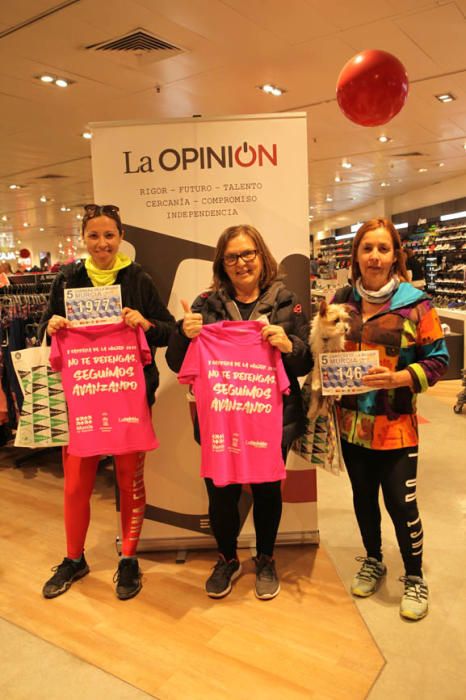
<box><xmin>42</xmin><ymin>555</ymin><xmax>89</xmax><ymax>599</ymax></box>
<box><xmin>399</xmin><ymin>575</ymin><xmax>429</xmax><ymax>621</ymax></box>
<box><xmin>351</xmin><ymin>556</ymin><xmax>387</xmax><ymax>597</ymax></box>
<box><xmin>254</xmin><ymin>554</ymin><xmax>280</xmax><ymax>600</ymax></box>
<box><xmin>114</xmin><ymin>558</ymin><xmax>142</xmax><ymax>600</ymax></box>
<box><xmin>205</xmin><ymin>556</ymin><xmax>241</xmax><ymax>598</ymax></box>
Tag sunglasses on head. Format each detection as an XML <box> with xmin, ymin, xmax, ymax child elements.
<box><xmin>83</xmin><ymin>203</ymin><xmax>120</xmax><ymax>216</ymax></box>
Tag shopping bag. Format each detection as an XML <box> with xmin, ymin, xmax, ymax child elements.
<box><xmin>12</xmin><ymin>336</ymin><xmax>69</xmax><ymax>448</ymax></box>
<box><xmin>291</xmin><ymin>374</ymin><xmax>345</xmax><ymax>475</ymax></box>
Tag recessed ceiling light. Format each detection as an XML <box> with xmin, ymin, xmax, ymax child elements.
<box><xmin>438</xmin><ymin>162</ymin><xmax>445</xmax><ymax>167</ymax></box>
<box><xmin>334</xmin><ymin>175</ymin><xmax>341</xmax><ymax>183</ymax></box>
<box><xmin>1</xmin><ymin>215</ymin><xmax>8</xmax><ymax>221</ymax></box>
<box><xmin>40</xmin><ymin>75</ymin><xmax>54</xmax><ymax>83</ymax></box>
<box><xmin>435</xmin><ymin>93</ymin><xmax>455</xmax><ymax>103</ymax></box>
<box><xmin>325</xmin><ymin>194</ymin><xmax>333</xmax><ymax>202</ymax></box>
<box><xmin>39</xmin><ymin>227</ymin><xmax>45</xmax><ymax>232</ymax></box>
<box><xmin>418</xmin><ymin>167</ymin><xmax>428</xmax><ymax>173</ymax></box>
<box><xmin>39</xmin><ymin>195</ymin><xmax>48</xmax><ymax>203</ymax></box>
<box><xmin>55</xmin><ymin>78</ymin><xmax>69</xmax><ymax>88</ymax></box>
<box><xmin>82</xmin><ymin>131</ymin><xmax>92</xmax><ymax>139</ymax></box>
<box><xmin>380</xmin><ymin>181</ymin><xmax>390</xmax><ymax>187</ymax></box>
<box><xmin>377</xmin><ymin>135</ymin><xmax>391</xmax><ymax>143</ymax></box>
<box><xmin>341</xmin><ymin>160</ymin><xmax>352</xmax><ymax>169</ymax></box>
<box><xmin>9</xmin><ymin>184</ymin><xmax>21</xmax><ymax>190</ymax></box>
<box><xmin>259</xmin><ymin>83</ymin><xmax>285</xmax><ymax>96</ymax></box>
<box><xmin>23</xmin><ymin>223</ymin><xmax>29</xmax><ymax>227</ymax></box>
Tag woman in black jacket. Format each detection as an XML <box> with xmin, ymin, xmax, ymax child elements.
<box><xmin>166</xmin><ymin>224</ymin><xmax>311</xmax><ymax>600</ymax></box>
<box><xmin>41</xmin><ymin>204</ymin><xmax>175</xmax><ymax>602</ymax></box>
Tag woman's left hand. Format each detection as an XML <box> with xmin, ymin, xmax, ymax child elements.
<box><xmin>122</xmin><ymin>307</ymin><xmax>151</xmax><ymax>332</ymax></box>
<box><xmin>362</xmin><ymin>366</ymin><xmax>412</xmax><ymax>390</ymax></box>
<box><xmin>262</xmin><ymin>324</ymin><xmax>293</xmax><ymax>354</ymax></box>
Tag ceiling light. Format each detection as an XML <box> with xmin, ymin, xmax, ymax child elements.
<box><xmin>377</xmin><ymin>135</ymin><xmax>391</xmax><ymax>143</ymax></box>
<box><xmin>440</xmin><ymin>210</ymin><xmax>466</xmax><ymax>221</ymax></box>
<box><xmin>55</xmin><ymin>78</ymin><xmax>69</xmax><ymax>88</ymax></box>
<box><xmin>334</xmin><ymin>175</ymin><xmax>341</xmax><ymax>183</ymax></box>
<box><xmin>435</xmin><ymin>93</ymin><xmax>455</xmax><ymax>103</ymax></box>
<box><xmin>17</xmin><ymin>239</ymin><xmax>21</xmax><ymax>244</ymax></box>
<box><xmin>39</xmin><ymin>227</ymin><xmax>45</xmax><ymax>232</ymax></box>
<box><xmin>1</xmin><ymin>215</ymin><xmax>8</xmax><ymax>221</ymax></box>
<box><xmin>418</xmin><ymin>168</ymin><xmax>427</xmax><ymax>173</ymax></box>
<box><xmin>380</xmin><ymin>181</ymin><xmax>390</xmax><ymax>187</ymax></box>
<box><xmin>9</xmin><ymin>184</ymin><xmax>21</xmax><ymax>190</ymax></box>
<box><xmin>82</xmin><ymin>131</ymin><xmax>92</xmax><ymax>140</ymax></box>
<box><xmin>438</xmin><ymin>162</ymin><xmax>445</xmax><ymax>167</ymax></box>
<box><xmin>259</xmin><ymin>83</ymin><xmax>284</xmax><ymax>96</ymax></box>
<box><xmin>39</xmin><ymin>195</ymin><xmax>48</xmax><ymax>203</ymax></box>
<box><xmin>23</xmin><ymin>223</ymin><xmax>29</xmax><ymax>227</ymax></box>
<box><xmin>40</xmin><ymin>75</ymin><xmax>54</xmax><ymax>83</ymax></box>
<box><xmin>341</xmin><ymin>160</ymin><xmax>352</xmax><ymax>169</ymax></box>
<box><xmin>325</xmin><ymin>195</ymin><xmax>333</xmax><ymax>202</ymax></box>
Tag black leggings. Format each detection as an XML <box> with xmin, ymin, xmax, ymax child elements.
<box><xmin>205</xmin><ymin>478</ymin><xmax>282</xmax><ymax>560</ymax></box>
<box><xmin>341</xmin><ymin>440</ymin><xmax>423</xmax><ymax>577</ymax></box>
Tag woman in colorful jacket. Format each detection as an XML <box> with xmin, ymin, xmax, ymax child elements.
<box><xmin>334</xmin><ymin>218</ymin><xmax>448</xmax><ymax>621</ymax></box>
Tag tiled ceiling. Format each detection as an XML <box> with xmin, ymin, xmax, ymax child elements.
<box><xmin>2</xmin><ymin>0</ymin><xmax>466</xmax><ymax>247</ymax></box>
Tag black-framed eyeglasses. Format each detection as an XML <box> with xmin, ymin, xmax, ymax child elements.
<box><xmin>83</xmin><ymin>203</ymin><xmax>120</xmax><ymax>216</ymax></box>
<box><xmin>223</xmin><ymin>249</ymin><xmax>258</xmax><ymax>266</ymax></box>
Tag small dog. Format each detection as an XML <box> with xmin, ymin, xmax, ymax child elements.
<box><xmin>308</xmin><ymin>300</ymin><xmax>350</xmax><ymax>417</ymax></box>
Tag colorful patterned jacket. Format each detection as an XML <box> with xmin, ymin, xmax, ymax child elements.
<box><xmin>336</xmin><ymin>283</ymin><xmax>449</xmax><ymax>450</ymax></box>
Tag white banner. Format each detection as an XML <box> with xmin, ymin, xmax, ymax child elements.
<box><xmin>90</xmin><ymin>113</ymin><xmax>317</xmax><ymax>552</ymax></box>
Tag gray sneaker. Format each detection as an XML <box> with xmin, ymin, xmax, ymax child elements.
<box><xmin>254</xmin><ymin>554</ymin><xmax>280</xmax><ymax>600</ymax></box>
<box><xmin>399</xmin><ymin>576</ymin><xmax>429</xmax><ymax>620</ymax></box>
<box><xmin>351</xmin><ymin>556</ymin><xmax>387</xmax><ymax>597</ymax></box>
<box><xmin>205</xmin><ymin>557</ymin><xmax>241</xmax><ymax>598</ymax></box>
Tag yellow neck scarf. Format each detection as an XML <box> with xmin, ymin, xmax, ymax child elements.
<box><xmin>85</xmin><ymin>252</ymin><xmax>132</xmax><ymax>286</ymax></box>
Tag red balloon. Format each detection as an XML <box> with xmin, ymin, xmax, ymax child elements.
<box><xmin>336</xmin><ymin>49</ymin><xmax>409</xmax><ymax>127</ymax></box>
<box><xmin>19</xmin><ymin>248</ymin><xmax>31</xmax><ymax>258</ymax></box>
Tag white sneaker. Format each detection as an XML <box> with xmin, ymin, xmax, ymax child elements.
<box><xmin>400</xmin><ymin>576</ymin><xmax>428</xmax><ymax>620</ymax></box>
<box><xmin>351</xmin><ymin>556</ymin><xmax>387</xmax><ymax>597</ymax></box>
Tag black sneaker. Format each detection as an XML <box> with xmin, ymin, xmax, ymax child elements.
<box><xmin>205</xmin><ymin>556</ymin><xmax>242</xmax><ymax>598</ymax></box>
<box><xmin>42</xmin><ymin>556</ymin><xmax>89</xmax><ymax>599</ymax></box>
<box><xmin>113</xmin><ymin>558</ymin><xmax>142</xmax><ymax>600</ymax></box>
<box><xmin>254</xmin><ymin>554</ymin><xmax>280</xmax><ymax>600</ymax></box>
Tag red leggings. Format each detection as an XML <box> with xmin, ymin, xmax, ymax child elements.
<box><xmin>62</xmin><ymin>448</ymin><xmax>146</xmax><ymax>559</ymax></box>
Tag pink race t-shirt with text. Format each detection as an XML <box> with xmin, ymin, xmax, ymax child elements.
<box><xmin>50</xmin><ymin>321</ymin><xmax>158</xmax><ymax>457</ymax></box>
<box><xmin>178</xmin><ymin>321</ymin><xmax>290</xmax><ymax>486</ymax></box>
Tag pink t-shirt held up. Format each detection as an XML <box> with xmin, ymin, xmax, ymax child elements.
<box><xmin>50</xmin><ymin>321</ymin><xmax>158</xmax><ymax>457</ymax></box>
<box><xmin>178</xmin><ymin>321</ymin><xmax>290</xmax><ymax>486</ymax></box>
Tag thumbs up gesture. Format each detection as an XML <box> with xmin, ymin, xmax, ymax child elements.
<box><xmin>181</xmin><ymin>299</ymin><xmax>203</xmax><ymax>339</ymax></box>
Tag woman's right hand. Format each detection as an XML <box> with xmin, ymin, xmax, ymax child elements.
<box><xmin>47</xmin><ymin>315</ymin><xmax>70</xmax><ymax>336</ymax></box>
<box><xmin>181</xmin><ymin>299</ymin><xmax>203</xmax><ymax>339</ymax></box>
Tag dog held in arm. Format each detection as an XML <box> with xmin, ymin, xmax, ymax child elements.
<box><xmin>308</xmin><ymin>300</ymin><xmax>350</xmax><ymax>418</ymax></box>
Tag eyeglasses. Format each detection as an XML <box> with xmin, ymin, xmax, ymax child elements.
<box><xmin>223</xmin><ymin>249</ymin><xmax>258</xmax><ymax>266</ymax></box>
<box><xmin>83</xmin><ymin>203</ymin><xmax>120</xmax><ymax>216</ymax></box>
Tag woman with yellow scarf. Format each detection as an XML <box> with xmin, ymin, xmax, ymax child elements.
<box><xmin>40</xmin><ymin>203</ymin><xmax>175</xmax><ymax>601</ymax></box>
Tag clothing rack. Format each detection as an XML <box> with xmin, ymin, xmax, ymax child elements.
<box><xmin>0</xmin><ymin>275</ymin><xmax>56</xmax><ymax>466</ymax></box>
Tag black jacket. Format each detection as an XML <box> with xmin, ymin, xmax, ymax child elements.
<box><xmin>166</xmin><ymin>280</ymin><xmax>312</xmax><ymax>446</ymax></box>
<box><xmin>39</xmin><ymin>260</ymin><xmax>175</xmax><ymax>405</ymax></box>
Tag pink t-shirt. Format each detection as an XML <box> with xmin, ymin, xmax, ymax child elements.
<box><xmin>178</xmin><ymin>321</ymin><xmax>290</xmax><ymax>486</ymax></box>
<box><xmin>50</xmin><ymin>321</ymin><xmax>158</xmax><ymax>457</ymax></box>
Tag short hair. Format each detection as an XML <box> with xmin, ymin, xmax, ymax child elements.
<box><xmin>350</xmin><ymin>218</ymin><xmax>408</xmax><ymax>284</ymax></box>
<box><xmin>82</xmin><ymin>204</ymin><xmax>123</xmax><ymax>236</ymax></box>
<box><xmin>212</xmin><ymin>224</ymin><xmax>279</xmax><ymax>295</ymax></box>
